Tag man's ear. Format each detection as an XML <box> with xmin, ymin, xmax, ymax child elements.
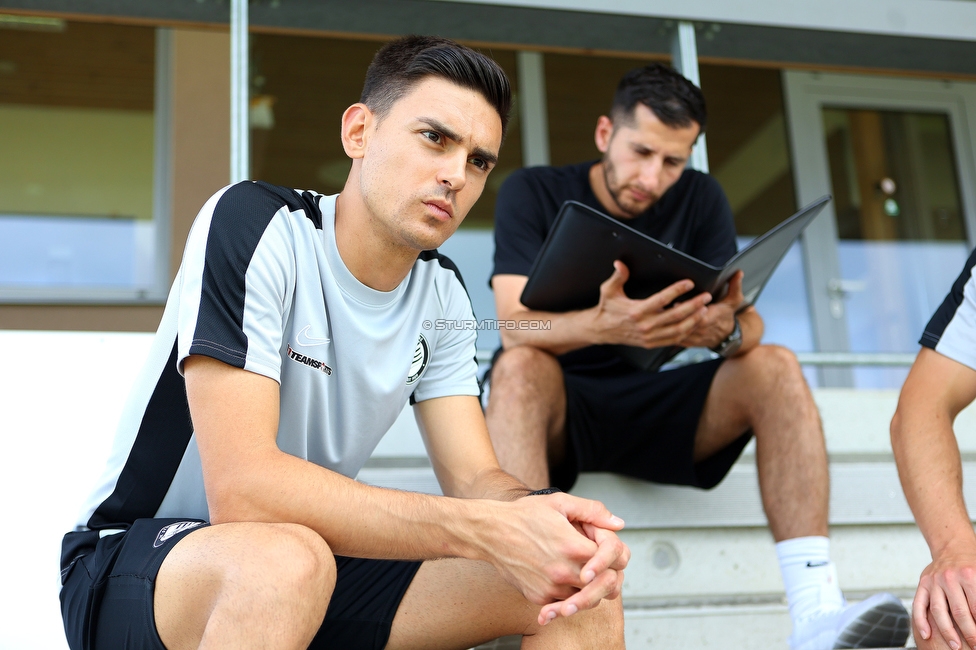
<box><xmin>594</xmin><ymin>115</ymin><xmax>614</xmax><ymax>154</ymax></box>
<box><xmin>340</xmin><ymin>103</ymin><xmax>372</xmax><ymax>159</ymax></box>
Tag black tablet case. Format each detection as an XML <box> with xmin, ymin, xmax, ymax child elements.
<box><xmin>519</xmin><ymin>195</ymin><xmax>831</xmax><ymax>371</ymax></box>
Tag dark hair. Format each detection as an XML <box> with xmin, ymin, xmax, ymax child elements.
<box><xmin>361</xmin><ymin>35</ymin><xmax>511</xmax><ymax>137</ymax></box>
<box><xmin>610</xmin><ymin>63</ymin><xmax>707</xmax><ymax>133</ymax></box>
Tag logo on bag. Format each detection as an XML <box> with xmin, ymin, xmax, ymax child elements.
<box><xmin>406</xmin><ymin>334</ymin><xmax>430</xmax><ymax>385</ymax></box>
<box><xmin>154</xmin><ymin>521</ymin><xmax>204</xmax><ymax>548</ymax></box>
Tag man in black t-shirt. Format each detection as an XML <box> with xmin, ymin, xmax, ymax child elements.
<box><xmin>486</xmin><ymin>63</ymin><xmax>909</xmax><ymax>650</ymax></box>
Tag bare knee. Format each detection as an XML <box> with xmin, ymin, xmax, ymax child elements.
<box><xmin>221</xmin><ymin>523</ymin><xmax>336</xmax><ymax>626</ymax></box>
<box><xmin>523</xmin><ymin>597</ymin><xmax>624</xmax><ymax>648</ymax></box>
<box><xmin>733</xmin><ymin>345</ymin><xmax>821</xmax><ymax>431</ymax></box>
<box><xmin>486</xmin><ymin>346</ymin><xmax>567</xmax><ymax>437</ymax></box>
<box><xmin>489</xmin><ymin>346</ymin><xmax>563</xmax><ymax>401</ymax></box>
<box><xmin>738</xmin><ymin>344</ymin><xmax>807</xmax><ymax>393</ymax></box>
<box><xmin>256</xmin><ymin>523</ymin><xmax>336</xmax><ymax>599</ymax></box>
<box><xmin>156</xmin><ymin>522</ymin><xmax>336</xmax><ymax>649</ymax></box>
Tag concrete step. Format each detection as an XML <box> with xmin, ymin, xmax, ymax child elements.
<box><xmin>618</xmin><ymin>525</ymin><xmax>924</xmax><ymax>601</ymax></box>
<box><xmin>359</xmin><ymin>460</ymin><xmax>976</xmax><ymax>527</ymax></box>
<box><xmin>369</xmin><ymin>386</ymin><xmax>976</xmax><ymax>459</ymax></box>
<box><xmin>475</xmin><ymin>600</ymin><xmax>916</xmax><ymax>650</ymax></box>
<box><xmin>622</xmin><ymin>598</ymin><xmax>916</xmax><ymax>650</ymax></box>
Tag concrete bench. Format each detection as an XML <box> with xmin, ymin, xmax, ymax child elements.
<box><xmin>6</xmin><ymin>329</ymin><xmax>971</xmax><ymax>649</ymax></box>
<box><xmin>366</xmin><ymin>386</ymin><xmax>975</xmax><ymax>648</ymax></box>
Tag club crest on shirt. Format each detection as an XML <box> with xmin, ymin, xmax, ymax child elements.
<box><xmin>406</xmin><ymin>334</ymin><xmax>430</xmax><ymax>385</ymax></box>
<box><xmin>154</xmin><ymin>521</ymin><xmax>204</xmax><ymax>548</ymax></box>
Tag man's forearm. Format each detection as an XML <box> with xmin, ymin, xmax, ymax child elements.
<box><xmin>208</xmin><ymin>446</ymin><xmax>629</xmax><ymax>617</ymax></box>
<box><xmin>732</xmin><ymin>308</ymin><xmax>763</xmax><ymax>356</ymax></box>
<box><xmin>891</xmin><ymin>350</ymin><xmax>976</xmax><ymax>557</ymax></box>
<box><xmin>892</xmin><ymin>351</ymin><xmax>976</xmax><ymax>648</ymax></box>
<box><xmin>498</xmin><ymin>307</ymin><xmax>597</xmax><ymax>355</ymax></box>
<box><xmin>493</xmin><ymin>271</ymin><xmax>712</xmax><ymax>354</ymax></box>
<box><xmin>462</xmin><ymin>466</ymin><xmax>536</xmax><ymax>501</ymax></box>
<box><xmin>892</xmin><ymin>407</ymin><xmax>976</xmax><ymax>557</ymax></box>
<box><xmin>208</xmin><ymin>447</ymin><xmax>512</xmax><ymax>562</ymax></box>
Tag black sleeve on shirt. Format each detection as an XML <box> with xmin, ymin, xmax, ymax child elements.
<box><xmin>491</xmin><ymin>168</ymin><xmax>553</xmax><ymax>280</ymax></box>
<box><xmin>189</xmin><ymin>181</ymin><xmax>317</xmax><ymax>369</ymax></box>
<box><xmin>920</xmin><ymin>246</ymin><xmax>976</xmax><ymax>349</ymax></box>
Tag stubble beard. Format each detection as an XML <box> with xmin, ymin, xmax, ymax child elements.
<box><xmin>390</xmin><ymin>191</ymin><xmax>461</xmax><ymax>252</ymax></box>
<box><xmin>357</xmin><ymin>158</ymin><xmax>452</xmax><ymax>251</ymax></box>
<box><xmin>601</xmin><ymin>156</ymin><xmax>656</xmax><ymax>219</ymax></box>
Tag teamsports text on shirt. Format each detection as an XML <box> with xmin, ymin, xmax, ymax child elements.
<box><xmin>423</xmin><ymin>319</ymin><xmax>552</xmax><ymax>331</ymax></box>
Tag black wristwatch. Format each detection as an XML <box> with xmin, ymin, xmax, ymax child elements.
<box><xmin>711</xmin><ymin>317</ymin><xmax>742</xmax><ymax>358</ymax></box>
<box><xmin>524</xmin><ymin>488</ymin><xmax>562</xmax><ymax>497</ymax></box>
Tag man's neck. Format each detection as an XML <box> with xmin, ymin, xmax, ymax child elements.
<box><xmin>333</xmin><ymin>189</ymin><xmax>418</xmax><ymax>293</ymax></box>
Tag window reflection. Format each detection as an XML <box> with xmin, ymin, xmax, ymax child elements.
<box><xmin>823</xmin><ymin>108</ymin><xmax>965</xmax><ymax>242</ymax></box>
<box><xmin>0</xmin><ymin>20</ymin><xmax>157</xmax><ymax>296</ymax></box>
<box><xmin>701</xmin><ymin>65</ymin><xmax>797</xmax><ymax>237</ymax></box>
<box><xmin>822</xmin><ymin>107</ymin><xmax>968</xmax><ymax>388</ymax></box>
<box><xmin>701</xmin><ymin>64</ymin><xmax>814</xmax><ymax>360</ymax></box>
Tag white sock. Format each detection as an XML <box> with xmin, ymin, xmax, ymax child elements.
<box><xmin>776</xmin><ymin>536</ymin><xmax>846</xmax><ymax>622</ymax></box>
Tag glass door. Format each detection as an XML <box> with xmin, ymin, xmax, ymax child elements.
<box><xmin>784</xmin><ymin>71</ymin><xmax>976</xmax><ymax>387</ymax></box>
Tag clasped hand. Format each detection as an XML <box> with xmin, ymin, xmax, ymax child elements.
<box><xmin>914</xmin><ymin>549</ymin><xmax>976</xmax><ymax>650</ymax></box>
<box><xmin>592</xmin><ymin>261</ymin><xmax>744</xmax><ymax>350</ymax></box>
<box><xmin>490</xmin><ymin>492</ymin><xmax>631</xmax><ymax>626</ymax></box>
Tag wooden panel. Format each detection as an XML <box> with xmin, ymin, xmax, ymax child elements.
<box><xmin>0</xmin><ymin>304</ymin><xmax>163</xmax><ymax>331</ymax></box>
<box><xmin>170</xmin><ymin>27</ymin><xmax>230</xmax><ymax>280</ymax></box>
<box><xmin>848</xmin><ymin>110</ymin><xmax>898</xmax><ymax>240</ymax></box>
<box><xmin>543</xmin><ymin>52</ymin><xmax>658</xmax><ymax>168</ymax></box>
<box><xmin>698</xmin><ymin>65</ymin><xmax>783</xmax><ymax>172</ymax></box>
<box><xmin>0</xmin><ymin>20</ymin><xmax>154</xmax><ymax>110</ymax></box>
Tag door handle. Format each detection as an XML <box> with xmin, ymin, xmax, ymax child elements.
<box><xmin>827</xmin><ymin>279</ymin><xmax>867</xmax><ymax>319</ymax></box>
<box><xmin>828</xmin><ymin>278</ymin><xmax>867</xmax><ymax>294</ymax></box>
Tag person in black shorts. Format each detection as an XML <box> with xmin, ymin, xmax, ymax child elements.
<box><xmin>59</xmin><ymin>36</ymin><xmax>630</xmax><ymax>650</ymax></box>
<box><xmin>485</xmin><ymin>63</ymin><xmax>909</xmax><ymax>650</ymax></box>
<box><xmin>891</xmin><ymin>248</ymin><xmax>976</xmax><ymax>650</ymax></box>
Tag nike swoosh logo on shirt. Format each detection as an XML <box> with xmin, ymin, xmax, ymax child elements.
<box><xmin>296</xmin><ymin>325</ymin><xmax>331</xmax><ymax>347</ymax></box>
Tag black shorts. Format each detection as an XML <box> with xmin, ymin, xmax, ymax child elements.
<box><xmin>60</xmin><ymin>518</ymin><xmax>422</xmax><ymax>650</ymax></box>
<box><xmin>552</xmin><ymin>358</ymin><xmax>752</xmax><ymax>492</ymax></box>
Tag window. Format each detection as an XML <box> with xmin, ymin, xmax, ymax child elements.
<box><xmin>700</xmin><ymin>64</ymin><xmax>815</xmax><ymax>362</ymax></box>
<box><xmin>0</xmin><ymin>18</ymin><xmax>166</xmax><ymax>302</ymax></box>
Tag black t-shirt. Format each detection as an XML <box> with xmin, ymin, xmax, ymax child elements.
<box><xmin>491</xmin><ymin>161</ymin><xmax>737</xmax><ymax>373</ymax></box>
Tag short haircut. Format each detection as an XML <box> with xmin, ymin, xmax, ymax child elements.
<box><xmin>361</xmin><ymin>35</ymin><xmax>512</xmax><ymax>137</ymax></box>
<box><xmin>610</xmin><ymin>63</ymin><xmax>707</xmax><ymax>134</ymax></box>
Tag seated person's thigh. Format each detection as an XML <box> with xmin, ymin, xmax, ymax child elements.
<box><xmin>555</xmin><ymin>358</ymin><xmax>751</xmax><ymax>491</ymax></box>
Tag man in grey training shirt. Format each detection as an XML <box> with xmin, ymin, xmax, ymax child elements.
<box><xmin>892</xmin><ymin>247</ymin><xmax>976</xmax><ymax>650</ymax></box>
<box><xmin>59</xmin><ymin>36</ymin><xmax>629</xmax><ymax>650</ymax></box>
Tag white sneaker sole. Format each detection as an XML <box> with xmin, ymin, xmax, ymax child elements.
<box><xmin>833</xmin><ymin>594</ymin><xmax>910</xmax><ymax>649</ymax></box>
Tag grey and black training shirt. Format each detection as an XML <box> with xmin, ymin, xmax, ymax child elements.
<box><xmin>76</xmin><ymin>181</ymin><xmax>479</xmax><ymax>531</ymax></box>
<box><xmin>921</xmin><ymin>246</ymin><xmax>976</xmax><ymax>372</ymax></box>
